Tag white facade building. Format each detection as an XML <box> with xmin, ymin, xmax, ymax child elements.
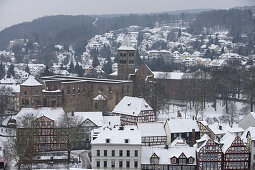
<box><xmin>91</xmin><ymin>126</ymin><xmax>142</xmax><ymax>170</ymax></box>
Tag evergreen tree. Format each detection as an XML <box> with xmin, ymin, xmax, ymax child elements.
<box><xmin>7</xmin><ymin>64</ymin><xmax>15</xmax><ymax>78</ymax></box>
<box><xmin>25</xmin><ymin>65</ymin><xmax>30</xmax><ymax>74</ymax></box>
<box><xmin>0</xmin><ymin>63</ymin><xmax>5</xmax><ymax>79</ymax></box>
<box><xmin>69</xmin><ymin>62</ymin><xmax>75</xmax><ymax>73</ymax></box>
<box><xmin>92</xmin><ymin>56</ymin><xmax>100</xmax><ymax>68</ymax></box>
<box><xmin>41</xmin><ymin>65</ymin><xmax>53</xmax><ymax>76</ymax></box>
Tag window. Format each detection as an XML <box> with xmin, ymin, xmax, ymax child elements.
<box><xmin>119</xmin><ymin>150</ymin><xmax>123</xmax><ymax>157</ymax></box>
<box><xmin>96</xmin><ymin>161</ymin><xmax>100</xmax><ymax>167</ymax></box>
<box><xmin>172</xmin><ymin>157</ymin><xmax>177</xmax><ymax>164</ymax></box>
<box><xmin>104</xmin><ymin>150</ymin><xmax>107</xmax><ymax>156</ymax></box>
<box><xmin>126</xmin><ymin>161</ymin><xmax>130</xmax><ymax>168</ymax></box>
<box><xmin>97</xmin><ymin>150</ymin><xmax>100</xmax><ymax>156</ymax></box>
<box><xmin>112</xmin><ymin>150</ymin><xmax>115</xmax><ymax>157</ymax></box>
<box><xmin>135</xmin><ymin>150</ymin><xmax>138</xmax><ymax>157</ymax></box>
<box><xmin>95</xmin><ymin>103</ymin><xmax>98</xmax><ymax>110</ymax></box>
<box><xmin>134</xmin><ymin>161</ymin><xmax>138</xmax><ymax>168</ymax></box>
<box><xmin>73</xmin><ymin>87</ymin><xmax>75</xmax><ymax>95</ymax></box>
<box><xmin>104</xmin><ymin>161</ymin><xmax>107</xmax><ymax>168</ymax></box>
<box><xmin>124</xmin><ymin>53</ymin><xmax>126</xmax><ymax>56</ymax></box>
<box><xmin>67</xmin><ymin>87</ymin><xmax>70</xmax><ymax>94</ymax></box>
<box><xmin>78</xmin><ymin>87</ymin><xmax>80</xmax><ymax>94</ymax></box>
<box><xmin>106</xmin><ymin>138</ymin><xmax>110</xmax><ymax>143</ymax></box>
<box><xmin>127</xmin><ymin>150</ymin><xmax>130</xmax><ymax>157</ymax></box>
<box><xmin>119</xmin><ymin>161</ymin><xmax>123</xmax><ymax>168</ymax></box>
<box><xmin>125</xmin><ymin>139</ymin><xmax>129</xmax><ymax>143</ymax></box>
<box><xmin>111</xmin><ymin>161</ymin><xmax>115</xmax><ymax>168</ymax></box>
<box><xmin>83</xmin><ymin>85</ymin><xmax>86</xmax><ymax>94</ymax></box>
<box><xmin>108</xmin><ymin>87</ymin><xmax>112</xmax><ymax>94</ymax></box>
<box><xmin>188</xmin><ymin>157</ymin><xmax>193</xmax><ymax>164</ymax></box>
<box><xmin>24</xmin><ymin>91</ymin><xmax>27</xmax><ymax>95</ymax></box>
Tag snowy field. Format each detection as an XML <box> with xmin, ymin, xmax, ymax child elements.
<box><xmin>157</xmin><ymin>99</ymin><xmax>249</xmax><ymax>127</ymax></box>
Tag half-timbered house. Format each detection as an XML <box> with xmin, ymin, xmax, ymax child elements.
<box><xmin>197</xmin><ymin>121</ymin><xmax>211</xmax><ymax>139</ymax></box>
<box><xmin>112</xmin><ymin>96</ymin><xmax>155</xmax><ymax>125</ymax></box>
<box><xmin>72</xmin><ymin>112</ymin><xmax>104</xmax><ymax>149</ymax></box>
<box><xmin>196</xmin><ymin>134</ymin><xmax>223</xmax><ymax>170</ymax></box>
<box><xmin>137</xmin><ymin>122</ymin><xmax>167</xmax><ymax>146</ymax></box>
<box><xmin>15</xmin><ymin>107</ymin><xmax>68</xmax><ymax>153</ymax></box>
<box><xmin>141</xmin><ymin>137</ymin><xmax>196</xmax><ymax>170</ymax></box>
<box><xmin>221</xmin><ymin>132</ymin><xmax>250</xmax><ymax>170</ymax></box>
<box><xmin>241</xmin><ymin>127</ymin><xmax>255</xmax><ymax>170</ymax></box>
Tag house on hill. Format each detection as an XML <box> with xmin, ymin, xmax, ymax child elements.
<box><xmin>112</xmin><ymin>96</ymin><xmax>155</xmax><ymax>125</ymax></box>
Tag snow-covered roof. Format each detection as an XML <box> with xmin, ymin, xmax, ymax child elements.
<box><xmin>208</xmin><ymin>123</ymin><xmax>226</xmax><ymax>135</ymax></box>
<box><xmin>137</xmin><ymin>122</ymin><xmax>166</xmax><ymax>137</ymax></box>
<box><xmin>91</xmin><ymin>126</ymin><xmax>141</xmax><ymax>145</ymax></box>
<box><xmin>241</xmin><ymin>127</ymin><xmax>255</xmax><ymax>144</ymax></box>
<box><xmin>112</xmin><ymin>96</ymin><xmax>153</xmax><ymax>116</ymax></box>
<box><xmin>152</xmin><ymin>71</ymin><xmax>185</xmax><ymax>80</ymax></box>
<box><xmin>170</xmin><ymin>136</ymin><xmax>190</xmax><ymax>148</ymax></box>
<box><xmin>141</xmin><ymin>146</ymin><xmax>196</xmax><ymax>165</ymax></box>
<box><xmin>117</xmin><ymin>36</ymin><xmax>136</xmax><ymax>51</ymax></box>
<box><xmin>220</xmin><ymin>132</ymin><xmax>237</xmax><ymax>153</ymax></box>
<box><xmin>209</xmin><ymin>59</ymin><xmax>226</xmax><ymax>67</ymax></box>
<box><xmin>15</xmin><ymin>107</ymin><xmax>65</xmax><ymax>127</ymax></box>
<box><xmin>166</xmin><ymin>119</ymin><xmax>199</xmax><ymax>133</ymax></box>
<box><xmin>103</xmin><ymin>116</ymin><xmax>121</xmax><ymax>127</ymax></box>
<box><xmin>74</xmin><ymin>112</ymin><xmax>103</xmax><ymax>127</ymax></box>
<box><xmin>21</xmin><ymin>76</ymin><xmax>42</xmax><ymax>86</ymax></box>
<box><xmin>93</xmin><ymin>94</ymin><xmax>106</xmax><ymax>101</ymax></box>
<box><xmin>0</xmin><ymin>78</ymin><xmax>17</xmax><ymax>84</ymax></box>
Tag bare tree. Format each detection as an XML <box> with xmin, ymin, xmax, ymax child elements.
<box><xmin>57</xmin><ymin>113</ymin><xmax>83</xmax><ymax>164</ymax></box>
<box><xmin>222</xmin><ymin>101</ymin><xmax>238</xmax><ymax>127</ymax></box>
<box><xmin>0</xmin><ymin>86</ymin><xmax>13</xmax><ymax>123</ymax></box>
<box><xmin>243</xmin><ymin>67</ymin><xmax>255</xmax><ymax>112</ymax></box>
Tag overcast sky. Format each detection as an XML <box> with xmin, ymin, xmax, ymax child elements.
<box><xmin>0</xmin><ymin>0</ymin><xmax>254</xmax><ymax>30</ymax></box>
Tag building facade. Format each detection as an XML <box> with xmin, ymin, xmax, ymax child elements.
<box><xmin>91</xmin><ymin>127</ymin><xmax>142</xmax><ymax>170</ymax></box>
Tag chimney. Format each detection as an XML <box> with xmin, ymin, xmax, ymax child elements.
<box><xmin>219</xmin><ymin>125</ymin><xmax>222</xmax><ymax>130</ymax></box>
<box><xmin>164</xmin><ymin>145</ymin><xmax>168</xmax><ymax>149</ymax></box>
<box><xmin>71</xmin><ymin>111</ymin><xmax>74</xmax><ymax>116</ymax></box>
<box><xmin>192</xmin><ymin>129</ymin><xmax>196</xmax><ymax>145</ymax></box>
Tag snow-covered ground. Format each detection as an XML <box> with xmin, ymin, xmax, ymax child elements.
<box><xmin>157</xmin><ymin>99</ymin><xmax>248</xmax><ymax>126</ymax></box>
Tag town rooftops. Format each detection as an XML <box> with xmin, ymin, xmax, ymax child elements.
<box><xmin>220</xmin><ymin>132</ymin><xmax>237</xmax><ymax>153</ymax></box>
<box><xmin>112</xmin><ymin>96</ymin><xmax>153</xmax><ymax>116</ymax></box>
<box><xmin>21</xmin><ymin>76</ymin><xmax>42</xmax><ymax>86</ymax></box>
<box><xmin>166</xmin><ymin>118</ymin><xmax>199</xmax><ymax>133</ymax></box>
<box><xmin>138</xmin><ymin>122</ymin><xmax>166</xmax><ymax>137</ymax></box>
<box><xmin>73</xmin><ymin>112</ymin><xmax>104</xmax><ymax>127</ymax></box>
<box><xmin>141</xmin><ymin>146</ymin><xmax>196</xmax><ymax>165</ymax></box>
<box><xmin>91</xmin><ymin>126</ymin><xmax>141</xmax><ymax>145</ymax></box>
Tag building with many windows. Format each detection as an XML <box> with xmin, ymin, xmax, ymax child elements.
<box><xmin>242</xmin><ymin>127</ymin><xmax>255</xmax><ymax>170</ymax></box>
<box><xmin>91</xmin><ymin>126</ymin><xmax>142</xmax><ymax>170</ymax></box>
<box><xmin>14</xmin><ymin>107</ymin><xmax>68</xmax><ymax>154</ymax></box>
<box><xmin>196</xmin><ymin>134</ymin><xmax>223</xmax><ymax>170</ymax></box>
<box><xmin>221</xmin><ymin>132</ymin><xmax>250</xmax><ymax>170</ymax></box>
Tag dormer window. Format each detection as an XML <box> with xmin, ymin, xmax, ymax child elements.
<box><xmin>188</xmin><ymin>157</ymin><xmax>194</xmax><ymax>164</ymax></box>
<box><xmin>150</xmin><ymin>153</ymin><xmax>159</xmax><ymax>164</ymax></box>
<box><xmin>124</xmin><ymin>139</ymin><xmax>129</xmax><ymax>143</ymax></box>
<box><xmin>171</xmin><ymin>157</ymin><xmax>177</xmax><ymax>164</ymax></box>
<box><xmin>106</xmin><ymin>138</ymin><xmax>110</xmax><ymax>143</ymax></box>
<box><xmin>145</xmin><ymin>104</ymin><xmax>148</xmax><ymax>108</ymax></box>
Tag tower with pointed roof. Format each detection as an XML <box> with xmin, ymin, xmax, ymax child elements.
<box><xmin>117</xmin><ymin>36</ymin><xmax>136</xmax><ymax>80</ymax></box>
<box><xmin>19</xmin><ymin>76</ymin><xmax>43</xmax><ymax>109</ymax></box>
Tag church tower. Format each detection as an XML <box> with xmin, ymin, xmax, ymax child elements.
<box><xmin>117</xmin><ymin>36</ymin><xmax>136</xmax><ymax>80</ymax></box>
